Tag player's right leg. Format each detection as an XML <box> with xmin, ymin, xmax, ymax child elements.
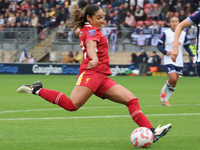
<box><xmin>17</xmin><ymin>81</ymin><xmax>93</xmax><ymax>111</ymax></box>
<box><xmin>103</xmin><ymin>83</ymin><xmax>172</xmax><ymax>143</ymax></box>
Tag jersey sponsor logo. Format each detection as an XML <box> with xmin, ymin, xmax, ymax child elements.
<box><xmin>88</xmin><ymin>29</ymin><xmax>95</xmax><ymax>36</ymax></box>
<box><xmin>85</xmin><ymin>78</ymin><xmax>90</xmax><ymax>84</ymax></box>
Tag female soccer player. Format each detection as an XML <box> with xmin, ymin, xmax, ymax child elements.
<box><xmin>171</xmin><ymin>10</ymin><xmax>200</xmax><ymax>77</ymax></box>
<box><xmin>157</xmin><ymin>16</ymin><xmax>194</xmax><ymax>106</ymax></box>
<box><xmin>17</xmin><ymin>4</ymin><xmax>171</xmax><ymax>143</ymax></box>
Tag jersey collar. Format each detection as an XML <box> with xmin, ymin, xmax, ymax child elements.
<box><xmin>84</xmin><ymin>22</ymin><xmax>92</xmax><ymax>27</ymax></box>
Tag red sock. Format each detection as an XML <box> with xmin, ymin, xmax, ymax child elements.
<box><xmin>38</xmin><ymin>88</ymin><xmax>76</xmax><ymax>111</ymax></box>
<box><xmin>127</xmin><ymin>98</ymin><xmax>153</xmax><ymax>129</ymax></box>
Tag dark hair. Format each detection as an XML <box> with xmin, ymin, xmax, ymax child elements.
<box><xmin>169</xmin><ymin>16</ymin><xmax>179</xmax><ymax>22</ymax></box>
<box><xmin>70</xmin><ymin>4</ymin><xmax>100</xmax><ymax>31</ymax></box>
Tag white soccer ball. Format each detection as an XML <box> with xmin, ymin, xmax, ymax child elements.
<box><xmin>130</xmin><ymin>127</ymin><xmax>154</xmax><ymax>148</ymax></box>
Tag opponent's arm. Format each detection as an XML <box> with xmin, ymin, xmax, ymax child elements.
<box><xmin>171</xmin><ymin>19</ymin><xmax>192</xmax><ymax>62</ymax></box>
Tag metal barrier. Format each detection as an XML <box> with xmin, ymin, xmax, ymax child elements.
<box><xmin>0</xmin><ymin>28</ymin><xmax>37</xmax><ymax>62</ymax></box>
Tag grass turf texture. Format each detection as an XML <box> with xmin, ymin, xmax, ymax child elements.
<box><xmin>0</xmin><ymin>75</ymin><xmax>199</xmax><ymax>150</ymax></box>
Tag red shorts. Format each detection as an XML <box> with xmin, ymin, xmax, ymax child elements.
<box><xmin>76</xmin><ymin>70</ymin><xmax>117</xmax><ymax>98</ymax></box>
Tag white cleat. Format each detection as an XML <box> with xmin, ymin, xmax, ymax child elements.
<box><xmin>17</xmin><ymin>81</ymin><xmax>43</xmax><ymax>95</ymax></box>
<box><xmin>153</xmin><ymin>123</ymin><xmax>172</xmax><ymax>143</ymax></box>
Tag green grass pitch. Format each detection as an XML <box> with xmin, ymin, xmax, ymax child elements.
<box><xmin>0</xmin><ymin>75</ymin><xmax>200</xmax><ymax>150</ymax></box>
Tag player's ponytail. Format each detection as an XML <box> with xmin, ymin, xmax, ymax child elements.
<box><xmin>70</xmin><ymin>4</ymin><xmax>100</xmax><ymax>31</ymax></box>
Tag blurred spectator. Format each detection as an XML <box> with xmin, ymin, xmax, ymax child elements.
<box><xmin>129</xmin><ymin>5</ymin><xmax>135</xmax><ymax>16</ymax></box>
<box><xmin>58</xmin><ymin>7</ymin><xmax>67</xmax><ymax>23</ymax></box>
<box><xmin>124</xmin><ymin>10</ymin><xmax>136</xmax><ymax>28</ymax></box>
<box><xmin>147</xmin><ymin>5</ymin><xmax>157</xmax><ymax>21</ymax></box>
<box><xmin>20</xmin><ymin>5</ymin><xmax>27</xmax><ymax>14</ymax></box>
<box><xmin>44</xmin><ymin>7</ymin><xmax>49</xmax><ymax>14</ymax></box>
<box><xmin>20</xmin><ymin>12</ymin><xmax>27</xmax><ymax>24</ymax></box>
<box><xmin>1</xmin><ymin>0</ymin><xmax>10</xmax><ymax>15</ymax></box>
<box><xmin>55</xmin><ymin>4</ymin><xmax>61</xmax><ymax>17</ymax></box>
<box><xmin>112</xmin><ymin>10</ymin><xmax>119</xmax><ymax>26</ymax></box>
<box><xmin>36</xmin><ymin>4</ymin><xmax>45</xmax><ymax>17</ymax></box>
<box><xmin>175</xmin><ymin>2</ymin><xmax>183</xmax><ymax>14</ymax></box>
<box><xmin>165</xmin><ymin>11</ymin><xmax>172</xmax><ymax>26</ymax></box>
<box><xmin>0</xmin><ymin>24</ymin><xmax>3</xmax><ymax>39</ymax></box>
<box><xmin>154</xmin><ymin>4</ymin><xmax>161</xmax><ymax>20</ymax></box>
<box><xmin>130</xmin><ymin>52</ymin><xmax>138</xmax><ymax>64</ymax></box>
<box><xmin>137</xmin><ymin>49</ymin><xmax>148</xmax><ymax>76</ymax></box>
<box><xmin>50</xmin><ymin>14</ymin><xmax>56</xmax><ymax>28</ymax></box>
<box><xmin>148</xmin><ymin>51</ymin><xmax>161</xmax><ymax>65</ymax></box>
<box><xmin>27</xmin><ymin>53</ymin><xmax>35</xmax><ymax>63</ymax></box>
<box><xmin>21</xmin><ymin>20</ymin><xmax>28</xmax><ymax>28</ymax></box>
<box><xmin>184</xmin><ymin>2</ymin><xmax>194</xmax><ymax>16</ymax></box>
<box><xmin>0</xmin><ymin>0</ymin><xmax>3</xmax><ymax>15</ymax></box>
<box><xmin>49</xmin><ymin>0</ymin><xmax>56</xmax><ymax>8</ymax></box>
<box><xmin>142</xmin><ymin>23</ymin><xmax>147</xmax><ymax>28</ymax></box>
<box><xmin>118</xmin><ymin>13</ymin><xmax>125</xmax><ymax>25</ymax></box>
<box><xmin>28</xmin><ymin>21</ymin><xmax>33</xmax><ymax>28</ymax></box>
<box><xmin>43</xmin><ymin>0</ymin><xmax>49</xmax><ymax>9</ymax></box>
<box><xmin>15</xmin><ymin>13</ymin><xmax>21</xmax><ymax>25</ymax></box>
<box><xmin>137</xmin><ymin>29</ymin><xmax>146</xmax><ymax>46</ymax></box>
<box><xmin>149</xmin><ymin>21</ymin><xmax>158</xmax><ymax>34</ymax></box>
<box><xmin>20</xmin><ymin>1</ymin><xmax>29</xmax><ymax>11</ymax></box>
<box><xmin>74</xmin><ymin>51</ymin><xmax>83</xmax><ymax>63</ymax></box>
<box><xmin>31</xmin><ymin>13</ymin><xmax>38</xmax><ymax>27</ymax></box>
<box><xmin>38</xmin><ymin>12</ymin><xmax>46</xmax><ymax>33</ymax></box>
<box><xmin>44</xmin><ymin>13</ymin><xmax>51</xmax><ymax>27</ymax></box>
<box><xmin>110</xmin><ymin>25</ymin><xmax>118</xmax><ymax>53</ymax></box>
<box><xmin>26</xmin><ymin>11</ymin><xmax>32</xmax><ymax>25</ymax></box>
<box><xmin>174</xmin><ymin>11</ymin><xmax>179</xmax><ymax>18</ymax></box>
<box><xmin>8</xmin><ymin>13</ymin><xmax>16</xmax><ymax>24</ymax></box>
<box><xmin>61</xmin><ymin>51</ymin><xmax>74</xmax><ymax>63</ymax></box>
<box><xmin>179</xmin><ymin>10</ymin><xmax>187</xmax><ymax>22</ymax></box>
<box><xmin>0</xmin><ymin>15</ymin><xmax>4</xmax><ymax>25</ymax></box>
<box><xmin>30</xmin><ymin>5</ymin><xmax>36</xmax><ymax>15</ymax></box>
<box><xmin>135</xmin><ymin>5</ymin><xmax>144</xmax><ymax>21</ymax></box>
<box><xmin>65</xmin><ymin>0</ymin><xmax>71</xmax><ymax>9</ymax></box>
<box><xmin>49</xmin><ymin>7</ymin><xmax>56</xmax><ymax>17</ymax></box>
<box><xmin>161</xmin><ymin>2</ymin><xmax>169</xmax><ymax>21</ymax></box>
<box><xmin>65</xmin><ymin>20</ymin><xmax>72</xmax><ymax>42</ymax></box>
<box><xmin>122</xmin><ymin>3</ymin><xmax>129</xmax><ymax>17</ymax></box>
<box><xmin>165</xmin><ymin>0</ymin><xmax>176</xmax><ymax>12</ymax></box>
<box><xmin>9</xmin><ymin>1</ymin><xmax>19</xmax><ymax>13</ymax></box>
<box><xmin>4</xmin><ymin>13</ymin><xmax>9</xmax><ymax>25</ymax></box>
<box><xmin>58</xmin><ymin>20</ymin><xmax>66</xmax><ymax>39</ymax></box>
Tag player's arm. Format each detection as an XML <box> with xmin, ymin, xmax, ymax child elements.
<box><xmin>86</xmin><ymin>40</ymin><xmax>99</xmax><ymax>69</ymax></box>
<box><xmin>171</xmin><ymin>19</ymin><xmax>192</xmax><ymax>62</ymax></box>
<box><xmin>156</xmin><ymin>32</ymin><xmax>171</xmax><ymax>55</ymax></box>
<box><xmin>75</xmin><ymin>28</ymin><xmax>80</xmax><ymax>37</ymax></box>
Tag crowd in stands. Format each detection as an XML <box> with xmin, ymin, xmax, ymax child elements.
<box><xmin>0</xmin><ymin>0</ymin><xmax>199</xmax><ymax>39</ymax></box>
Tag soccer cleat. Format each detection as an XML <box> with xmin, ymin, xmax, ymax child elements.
<box><xmin>17</xmin><ymin>81</ymin><xmax>43</xmax><ymax>95</ymax></box>
<box><xmin>162</xmin><ymin>101</ymin><xmax>171</xmax><ymax>106</ymax></box>
<box><xmin>153</xmin><ymin>123</ymin><xmax>172</xmax><ymax>143</ymax></box>
<box><xmin>160</xmin><ymin>92</ymin><xmax>166</xmax><ymax>102</ymax></box>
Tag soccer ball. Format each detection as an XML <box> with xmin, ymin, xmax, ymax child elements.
<box><xmin>130</xmin><ymin>127</ymin><xmax>154</xmax><ymax>148</ymax></box>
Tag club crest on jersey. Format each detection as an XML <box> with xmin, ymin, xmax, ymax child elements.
<box><xmin>88</xmin><ymin>29</ymin><xmax>95</xmax><ymax>36</ymax></box>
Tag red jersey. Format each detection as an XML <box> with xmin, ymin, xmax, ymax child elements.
<box><xmin>78</xmin><ymin>23</ymin><xmax>111</xmax><ymax>75</ymax></box>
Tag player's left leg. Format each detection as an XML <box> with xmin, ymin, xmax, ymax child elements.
<box><xmin>103</xmin><ymin>84</ymin><xmax>172</xmax><ymax>143</ymax></box>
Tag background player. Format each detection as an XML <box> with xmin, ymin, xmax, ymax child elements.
<box><xmin>17</xmin><ymin>4</ymin><xmax>171</xmax><ymax>142</ymax></box>
<box><xmin>157</xmin><ymin>16</ymin><xmax>194</xmax><ymax>106</ymax></box>
<box><xmin>171</xmin><ymin>10</ymin><xmax>200</xmax><ymax>77</ymax></box>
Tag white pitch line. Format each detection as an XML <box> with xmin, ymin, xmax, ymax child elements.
<box><xmin>0</xmin><ymin>104</ymin><xmax>200</xmax><ymax>114</ymax></box>
<box><xmin>1</xmin><ymin>113</ymin><xmax>200</xmax><ymax>121</ymax></box>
